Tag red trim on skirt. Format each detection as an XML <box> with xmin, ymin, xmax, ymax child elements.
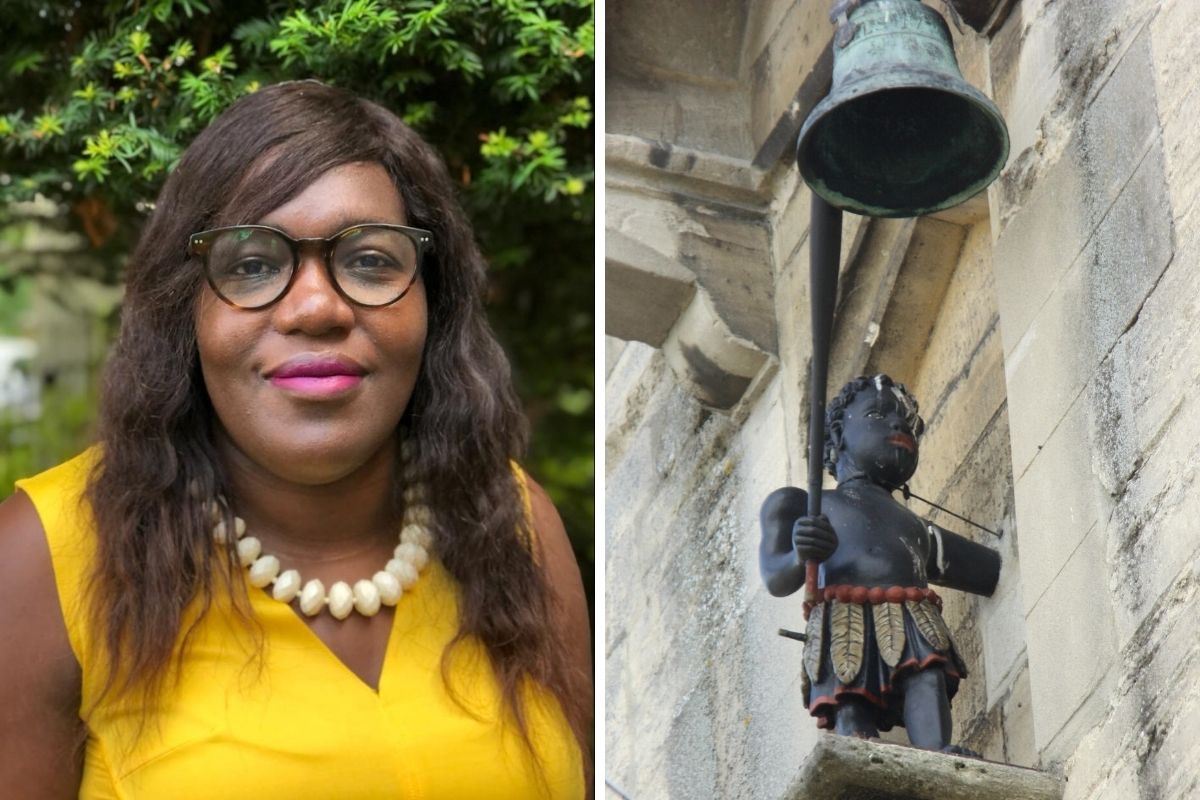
<box><xmin>808</xmin><ymin>653</ymin><xmax>962</xmax><ymax>730</ymax></box>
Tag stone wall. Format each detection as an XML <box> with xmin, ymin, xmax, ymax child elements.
<box><xmin>606</xmin><ymin>0</ymin><xmax>1200</xmax><ymax>797</ymax></box>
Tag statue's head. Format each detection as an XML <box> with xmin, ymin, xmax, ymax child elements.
<box><xmin>824</xmin><ymin>374</ymin><xmax>925</xmax><ymax>486</ymax></box>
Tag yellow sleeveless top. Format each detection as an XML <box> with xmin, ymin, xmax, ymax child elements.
<box><xmin>16</xmin><ymin>452</ymin><xmax>584</xmax><ymax>799</ymax></box>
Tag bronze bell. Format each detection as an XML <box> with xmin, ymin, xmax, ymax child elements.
<box><xmin>796</xmin><ymin>0</ymin><xmax>1009</xmax><ymax>218</ymax></box>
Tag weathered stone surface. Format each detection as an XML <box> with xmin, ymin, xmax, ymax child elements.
<box><xmin>605</xmin><ymin>158</ymin><xmax>779</xmax><ymax>407</ymax></box>
<box><xmin>990</xmin><ymin>0</ymin><xmax>1157</xmax><ymax>233</ymax></box>
<box><xmin>1003</xmin><ymin>130</ymin><xmax>1174</xmax><ymax>477</ymax></box>
<box><xmin>865</xmin><ymin>217</ymin><xmax>965</xmax><ymax>387</ymax></box>
<box><xmin>1055</xmin><ymin>555</ymin><xmax>1200</xmax><ymax>799</ymax></box>
<box><xmin>1025</xmin><ymin>522</ymin><xmax>1118</xmax><ymax>756</ymax></box>
<box><xmin>993</xmin><ymin>25</ymin><xmax>1162</xmax><ymax>357</ymax></box>
<box><xmin>826</xmin><ymin>217</ymin><xmax>917</xmax><ymax>390</ymax></box>
<box><xmin>1011</xmin><ymin>395</ymin><xmax>1106</xmax><ymax>617</ymax></box>
<box><xmin>663</xmin><ymin>290</ymin><xmax>771</xmax><ymax>410</ymax></box>
<box><xmin>782</xmin><ymin>736</ymin><xmax>1062</xmax><ymax>800</ymax></box>
<box><xmin>605</xmin><ymin>228</ymin><xmax>697</xmax><ymax>347</ymax></box>
<box><xmin>606</xmin><ymin>355</ymin><xmax>806</xmax><ymax>798</ymax></box>
<box><xmin>1001</xmin><ymin>666</ymin><xmax>1037</xmax><ymax>768</ymax></box>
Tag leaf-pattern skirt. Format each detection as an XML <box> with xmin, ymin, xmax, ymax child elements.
<box><xmin>803</xmin><ymin>599</ymin><xmax>967</xmax><ymax>731</ymax></box>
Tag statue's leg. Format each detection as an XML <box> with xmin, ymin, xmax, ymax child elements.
<box><xmin>833</xmin><ymin>696</ymin><xmax>880</xmax><ymax>738</ymax></box>
<box><xmin>899</xmin><ymin>668</ymin><xmax>951</xmax><ymax>750</ymax></box>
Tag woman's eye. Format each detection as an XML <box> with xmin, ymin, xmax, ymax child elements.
<box><xmin>341</xmin><ymin>252</ymin><xmax>404</xmax><ymax>284</ymax></box>
<box><xmin>864</xmin><ymin>410</ymin><xmax>884</xmax><ymax>419</ymax></box>
<box><xmin>229</xmin><ymin>258</ymin><xmax>281</xmax><ymax>278</ymax></box>
<box><xmin>350</xmin><ymin>254</ymin><xmax>390</xmax><ymax>269</ymax></box>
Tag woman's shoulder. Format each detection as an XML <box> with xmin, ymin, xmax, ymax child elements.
<box><xmin>15</xmin><ymin>448</ymin><xmax>98</xmax><ymax>518</ymax></box>
<box><xmin>0</xmin><ymin>462</ymin><xmax>86</xmax><ymax>793</ymax></box>
<box><xmin>8</xmin><ymin>449</ymin><xmax>101</xmax><ymax>660</ymax></box>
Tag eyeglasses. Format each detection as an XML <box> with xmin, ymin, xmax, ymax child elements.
<box><xmin>187</xmin><ymin>223</ymin><xmax>433</xmax><ymax>309</ymax></box>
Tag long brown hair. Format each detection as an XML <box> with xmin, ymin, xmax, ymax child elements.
<box><xmin>84</xmin><ymin>81</ymin><xmax>589</xmax><ymax>757</ymax></box>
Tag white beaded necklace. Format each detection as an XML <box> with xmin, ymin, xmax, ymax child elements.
<box><xmin>210</xmin><ymin>490</ymin><xmax>434</xmax><ymax>621</ymax></box>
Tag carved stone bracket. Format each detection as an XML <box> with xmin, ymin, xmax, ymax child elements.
<box><xmin>606</xmin><ymin>134</ymin><xmax>779</xmax><ymax>410</ymax></box>
<box><xmin>783</xmin><ymin>736</ymin><xmax>1062</xmax><ymax>800</ymax></box>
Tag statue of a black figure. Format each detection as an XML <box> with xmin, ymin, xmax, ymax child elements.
<box><xmin>760</xmin><ymin>374</ymin><xmax>1000</xmax><ymax>751</ymax></box>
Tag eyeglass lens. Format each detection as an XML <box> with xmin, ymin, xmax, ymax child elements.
<box><xmin>205</xmin><ymin>226</ymin><xmax>420</xmax><ymax>308</ymax></box>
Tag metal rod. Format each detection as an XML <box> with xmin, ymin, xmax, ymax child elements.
<box><xmin>778</xmin><ymin>627</ymin><xmax>808</xmax><ymax>643</ymax></box>
<box><xmin>901</xmin><ymin>484</ymin><xmax>1002</xmax><ymax>538</ymax></box>
<box><xmin>806</xmin><ymin>194</ymin><xmax>843</xmax><ymax>606</ymax></box>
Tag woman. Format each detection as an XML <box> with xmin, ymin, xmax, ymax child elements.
<box><xmin>0</xmin><ymin>81</ymin><xmax>590</xmax><ymax>798</ymax></box>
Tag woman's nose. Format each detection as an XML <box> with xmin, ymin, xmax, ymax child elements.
<box><xmin>271</xmin><ymin>255</ymin><xmax>355</xmax><ymax>335</ymax></box>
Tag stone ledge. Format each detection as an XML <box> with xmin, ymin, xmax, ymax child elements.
<box><xmin>783</xmin><ymin>736</ymin><xmax>1062</xmax><ymax>800</ymax></box>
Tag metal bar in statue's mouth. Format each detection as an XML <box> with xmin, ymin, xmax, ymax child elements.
<box><xmin>806</xmin><ymin>194</ymin><xmax>843</xmax><ymax>606</ymax></box>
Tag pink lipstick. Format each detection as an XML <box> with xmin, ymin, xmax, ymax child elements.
<box><xmin>267</xmin><ymin>356</ymin><xmax>365</xmax><ymax>398</ymax></box>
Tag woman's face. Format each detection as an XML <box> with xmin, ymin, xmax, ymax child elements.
<box><xmin>196</xmin><ymin>161</ymin><xmax>428</xmax><ymax>485</ymax></box>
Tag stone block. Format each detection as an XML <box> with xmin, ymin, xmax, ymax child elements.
<box><xmin>770</xmin><ymin>169</ymin><xmax>810</xmax><ymax>278</ymax></box>
<box><xmin>1012</xmin><ymin>395</ymin><xmax>1107</xmax><ymax>616</ymax></box>
<box><xmin>677</xmin><ymin>209</ymin><xmax>776</xmax><ymax>355</ymax></box>
<box><xmin>737</xmin><ymin>377</ymin><xmax>796</xmax><ymax>512</ymax></box>
<box><xmin>868</xmin><ymin>217</ymin><xmax>970</xmax><ymax>391</ymax></box>
<box><xmin>988</xmin><ymin>0</ymin><xmax>1061</xmax><ymax>171</ymax></box>
<box><xmin>605</xmin><ymin>229</ymin><xmax>697</xmax><ymax>347</ymax></box>
<box><xmin>607</xmin><ymin>165</ymin><xmax>778</xmax><ymax>358</ymax></box>
<box><xmin>747</xmin><ymin>0</ymin><xmax>830</xmax><ymax>158</ymax></box>
<box><xmin>1098</xmin><ymin>396</ymin><xmax>1200</xmax><ymax>649</ymax></box>
<box><xmin>607</xmin><ymin>0</ymin><xmax>745</xmax><ymax>84</ymax></box>
<box><xmin>979</xmin><ymin>527</ymin><xmax>1027</xmax><ymax>705</ymax></box>
<box><xmin>781</xmin><ymin>736</ymin><xmax>1062</xmax><ymax>800</ymax></box>
<box><xmin>663</xmin><ymin>290</ymin><xmax>770</xmax><ymax>410</ymax></box>
<box><xmin>993</xmin><ymin>28</ymin><xmax>1161</xmax><ymax>358</ymax></box>
<box><xmin>1001</xmin><ymin>666</ymin><xmax>1036</xmax><ymax>768</ymax></box>
<box><xmin>1003</xmin><ymin>134</ymin><xmax>1173</xmax><ymax>477</ymax></box>
<box><xmin>1055</xmin><ymin>556</ymin><xmax>1200</xmax><ymax>799</ymax></box>
<box><xmin>1024</xmin><ymin>523</ymin><xmax>1117</xmax><ymax>754</ymax></box>
<box><xmin>1088</xmin><ymin>220</ymin><xmax>1200</xmax><ymax>481</ymax></box>
<box><xmin>1149</xmin><ymin>0</ymin><xmax>1200</xmax><ymax>125</ymax></box>
<box><xmin>1159</xmin><ymin>79</ymin><xmax>1200</xmax><ymax>228</ymax></box>
<box><xmin>1152</xmin><ymin>0</ymin><xmax>1200</xmax><ymax>226</ymax></box>
<box><xmin>992</xmin><ymin>153</ymin><xmax>1089</xmax><ymax>357</ymax></box>
<box><xmin>605</xmin><ymin>341</ymin><xmax>666</xmax><ymax>474</ymax></box>
<box><xmin>914</xmin><ymin>340</ymin><xmax>1005</xmax><ymax>500</ymax></box>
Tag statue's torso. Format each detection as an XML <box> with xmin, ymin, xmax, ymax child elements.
<box><xmin>820</xmin><ymin>481</ymin><xmax>930</xmax><ymax>587</ymax></box>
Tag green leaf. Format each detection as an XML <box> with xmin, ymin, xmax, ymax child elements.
<box><xmin>202</xmin><ymin>44</ymin><xmax>235</xmax><ymax>74</ymax></box>
<box><xmin>128</xmin><ymin>30</ymin><xmax>152</xmax><ymax>57</ymax></box>
<box><xmin>32</xmin><ymin>114</ymin><xmax>65</xmax><ymax>140</ymax></box>
<box><xmin>232</xmin><ymin>19</ymin><xmax>276</xmax><ymax>53</ymax></box>
<box><xmin>7</xmin><ymin>50</ymin><xmax>45</xmax><ymax>78</ymax></box>
<box><xmin>73</xmin><ymin>156</ymin><xmax>111</xmax><ymax>182</ymax></box>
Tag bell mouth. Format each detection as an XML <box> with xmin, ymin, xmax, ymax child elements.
<box><xmin>798</xmin><ymin>82</ymin><xmax>1009</xmax><ymax>218</ymax></box>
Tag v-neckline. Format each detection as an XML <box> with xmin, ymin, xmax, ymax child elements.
<box><xmin>245</xmin><ymin>577</ymin><xmax>405</xmax><ymax>697</ymax></box>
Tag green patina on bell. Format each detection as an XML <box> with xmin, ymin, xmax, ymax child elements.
<box><xmin>797</xmin><ymin>0</ymin><xmax>1010</xmax><ymax>218</ymax></box>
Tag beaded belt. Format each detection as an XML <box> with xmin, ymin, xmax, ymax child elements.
<box><xmin>803</xmin><ymin>584</ymin><xmax>941</xmax><ymax>617</ymax></box>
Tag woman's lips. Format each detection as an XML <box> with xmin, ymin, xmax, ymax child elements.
<box><xmin>267</xmin><ymin>356</ymin><xmax>365</xmax><ymax>397</ymax></box>
<box><xmin>887</xmin><ymin>433</ymin><xmax>916</xmax><ymax>453</ymax></box>
<box><xmin>270</xmin><ymin>374</ymin><xmax>363</xmax><ymax>396</ymax></box>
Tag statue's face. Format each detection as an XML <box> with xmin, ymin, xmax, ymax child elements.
<box><xmin>837</xmin><ymin>386</ymin><xmax>920</xmax><ymax>486</ymax></box>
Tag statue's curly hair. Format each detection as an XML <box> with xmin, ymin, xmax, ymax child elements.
<box><xmin>84</xmin><ymin>82</ymin><xmax>588</xmax><ymax>761</ymax></box>
<box><xmin>823</xmin><ymin>374</ymin><xmax>925</xmax><ymax>476</ymax></box>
